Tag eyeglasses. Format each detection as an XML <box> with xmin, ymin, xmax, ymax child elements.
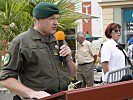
<box><xmin>112</xmin><ymin>30</ymin><xmax>121</xmax><ymax>33</ymax></box>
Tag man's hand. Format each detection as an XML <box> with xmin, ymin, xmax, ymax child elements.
<box><xmin>55</xmin><ymin>44</ymin><xmax>72</xmax><ymax>59</ymax></box>
<box><xmin>29</xmin><ymin>91</ymin><xmax>51</xmax><ymax>99</ymax></box>
<box><xmin>55</xmin><ymin>44</ymin><xmax>76</xmax><ymax>77</ymax></box>
<box><xmin>59</xmin><ymin>45</ymin><xmax>71</xmax><ymax>57</ymax></box>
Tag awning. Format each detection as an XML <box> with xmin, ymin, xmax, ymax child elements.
<box><xmin>86</xmin><ymin>34</ymin><xmax>101</xmax><ymax>41</ymax></box>
<box><xmin>73</xmin><ymin>11</ymin><xmax>99</xmax><ymax>19</ymax></box>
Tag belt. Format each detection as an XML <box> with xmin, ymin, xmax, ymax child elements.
<box><xmin>78</xmin><ymin>62</ymin><xmax>94</xmax><ymax>66</ymax></box>
<box><xmin>78</xmin><ymin>63</ymin><xmax>89</xmax><ymax>66</ymax></box>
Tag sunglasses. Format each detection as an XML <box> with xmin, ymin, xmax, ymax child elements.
<box><xmin>112</xmin><ymin>30</ymin><xmax>121</xmax><ymax>33</ymax></box>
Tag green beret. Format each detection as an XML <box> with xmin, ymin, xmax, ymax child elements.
<box><xmin>32</xmin><ymin>2</ymin><xmax>59</xmax><ymax>19</ymax></box>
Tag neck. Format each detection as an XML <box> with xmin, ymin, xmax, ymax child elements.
<box><xmin>80</xmin><ymin>40</ymin><xmax>84</xmax><ymax>45</ymax></box>
<box><xmin>111</xmin><ymin>38</ymin><xmax>118</xmax><ymax>43</ymax></box>
<box><xmin>114</xmin><ymin>40</ymin><xmax>118</xmax><ymax>43</ymax></box>
<box><xmin>34</xmin><ymin>26</ymin><xmax>48</xmax><ymax>36</ymax></box>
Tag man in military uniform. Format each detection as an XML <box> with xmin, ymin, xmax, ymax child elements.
<box><xmin>0</xmin><ymin>2</ymin><xmax>76</xmax><ymax>99</ymax></box>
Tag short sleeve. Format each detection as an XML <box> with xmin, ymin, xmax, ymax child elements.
<box><xmin>101</xmin><ymin>42</ymin><xmax>112</xmax><ymax>63</ymax></box>
<box><xmin>0</xmin><ymin>41</ymin><xmax>24</xmax><ymax>80</ymax></box>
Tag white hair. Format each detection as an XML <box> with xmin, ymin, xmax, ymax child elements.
<box><xmin>77</xmin><ymin>32</ymin><xmax>85</xmax><ymax>37</ymax></box>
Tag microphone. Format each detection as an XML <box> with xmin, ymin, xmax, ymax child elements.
<box><xmin>68</xmin><ymin>80</ymin><xmax>83</xmax><ymax>90</ymax></box>
<box><xmin>73</xmin><ymin>80</ymin><xmax>83</xmax><ymax>88</ymax></box>
<box><xmin>55</xmin><ymin>31</ymin><xmax>65</xmax><ymax>62</ymax></box>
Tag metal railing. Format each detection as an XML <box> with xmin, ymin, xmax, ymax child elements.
<box><xmin>107</xmin><ymin>66</ymin><xmax>133</xmax><ymax>83</ymax></box>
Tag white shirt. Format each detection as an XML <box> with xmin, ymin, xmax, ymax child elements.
<box><xmin>127</xmin><ymin>44</ymin><xmax>133</xmax><ymax>59</ymax></box>
<box><xmin>101</xmin><ymin>39</ymin><xmax>126</xmax><ymax>82</ymax></box>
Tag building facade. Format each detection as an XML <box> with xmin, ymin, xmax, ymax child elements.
<box><xmin>76</xmin><ymin>0</ymin><xmax>101</xmax><ymax>38</ymax></box>
<box><xmin>99</xmin><ymin>0</ymin><xmax>133</xmax><ymax>43</ymax></box>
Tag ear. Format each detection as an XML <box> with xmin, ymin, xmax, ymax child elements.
<box><xmin>34</xmin><ymin>18</ymin><xmax>40</xmax><ymax>22</ymax></box>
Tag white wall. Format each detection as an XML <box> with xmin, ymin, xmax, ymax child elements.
<box><xmin>91</xmin><ymin>0</ymin><xmax>102</xmax><ymax>37</ymax></box>
<box><xmin>76</xmin><ymin>0</ymin><xmax>102</xmax><ymax>37</ymax></box>
<box><xmin>75</xmin><ymin>1</ymin><xmax>82</xmax><ymax>32</ymax></box>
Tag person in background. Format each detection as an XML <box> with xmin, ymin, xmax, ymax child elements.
<box><xmin>97</xmin><ymin>44</ymin><xmax>103</xmax><ymax>64</ymax></box>
<box><xmin>0</xmin><ymin>2</ymin><xmax>76</xmax><ymax>100</ymax></box>
<box><xmin>76</xmin><ymin>32</ymin><xmax>97</xmax><ymax>87</ymax></box>
<box><xmin>127</xmin><ymin>37</ymin><xmax>133</xmax><ymax>60</ymax></box>
<box><xmin>101</xmin><ymin>23</ymin><xmax>126</xmax><ymax>82</ymax></box>
<box><xmin>95</xmin><ymin>44</ymin><xmax>103</xmax><ymax>72</ymax></box>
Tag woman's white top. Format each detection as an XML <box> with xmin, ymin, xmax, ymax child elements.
<box><xmin>101</xmin><ymin>39</ymin><xmax>126</xmax><ymax>82</ymax></box>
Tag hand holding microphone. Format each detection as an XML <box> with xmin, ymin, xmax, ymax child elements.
<box><xmin>55</xmin><ymin>31</ymin><xmax>72</xmax><ymax>63</ymax></box>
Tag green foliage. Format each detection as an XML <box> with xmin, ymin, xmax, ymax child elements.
<box><xmin>0</xmin><ymin>0</ymin><xmax>81</xmax><ymax>49</ymax></box>
<box><xmin>0</xmin><ymin>0</ymin><xmax>34</xmax><ymax>68</ymax></box>
<box><xmin>0</xmin><ymin>0</ymin><xmax>81</xmax><ymax>40</ymax></box>
<box><xmin>0</xmin><ymin>0</ymin><xmax>33</xmax><ymax>42</ymax></box>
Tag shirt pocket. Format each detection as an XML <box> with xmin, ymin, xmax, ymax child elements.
<box><xmin>28</xmin><ymin>44</ymin><xmax>51</xmax><ymax>66</ymax></box>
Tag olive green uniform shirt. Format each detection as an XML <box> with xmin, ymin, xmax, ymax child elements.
<box><xmin>0</xmin><ymin>27</ymin><xmax>70</xmax><ymax>94</ymax></box>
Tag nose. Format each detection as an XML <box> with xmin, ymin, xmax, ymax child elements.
<box><xmin>54</xmin><ymin>19</ymin><xmax>58</xmax><ymax>25</ymax></box>
<box><xmin>118</xmin><ymin>31</ymin><xmax>121</xmax><ymax>34</ymax></box>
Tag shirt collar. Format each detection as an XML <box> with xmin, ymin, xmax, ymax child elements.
<box><xmin>78</xmin><ymin>40</ymin><xmax>86</xmax><ymax>46</ymax></box>
<box><xmin>82</xmin><ymin>40</ymin><xmax>87</xmax><ymax>46</ymax></box>
<box><xmin>110</xmin><ymin>38</ymin><xmax>118</xmax><ymax>45</ymax></box>
<box><xmin>29</xmin><ymin>27</ymin><xmax>56</xmax><ymax>43</ymax></box>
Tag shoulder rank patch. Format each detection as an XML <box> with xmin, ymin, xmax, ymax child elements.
<box><xmin>3</xmin><ymin>52</ymin><xmax>11</xmax><ymax>66</ymax></box>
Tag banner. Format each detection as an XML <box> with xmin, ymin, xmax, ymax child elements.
<box><xmin>82</xmin><ymin>2</ymin><xmax>92</xmax><ymax>35</ymax></box>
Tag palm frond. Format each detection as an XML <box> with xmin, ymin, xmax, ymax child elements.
<box><xmin>0</xmin><ymin>0</ymin><xmax>82</xmax><ymax>42</ymax></box>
